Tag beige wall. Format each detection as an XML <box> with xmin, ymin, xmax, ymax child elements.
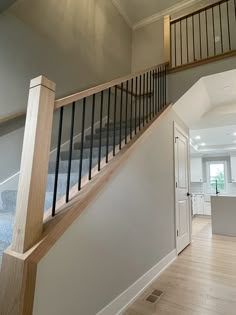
<box><xmin>33</xmin><ymin>108</ymin><xmax>188</xmax><ymax>315</ymax></box>
<box><xmin>132</xmin><ymin>18</ymin><xmax>164</xmax><ymax>72</ymax></box>
<box><xmin>131</xmin><ymin>0</ymin><xmax>236</xmax><ymax>72</ymax></box>
<box><xmin>0</xmin><ymin>0</ymin><xmax>132</xmax><ymax>117</ymax></box>
<box><xmin>0</xmin><ymin>0</ymin><xmax>132</xmax><ymax>183</ymax></box>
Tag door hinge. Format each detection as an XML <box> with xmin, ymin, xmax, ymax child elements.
<box><xmin>176</xmin><ymin>182</ymin><xmax>178</xmax><ymax>188</ymax></box>
<box><xmin>175</xmin><ymin>136</ymin><xmax>179</xmax><ymax>143</ymax></box>
<box><xmin>177</xmin><ymin>230</ymin><xmax>179</xmax><ymax>237</ymax></box>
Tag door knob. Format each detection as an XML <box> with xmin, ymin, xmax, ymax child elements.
<box><xmin>187</xmin><ymin>192</ymin><xmax>192</xmax><ymax>197</ymax></box>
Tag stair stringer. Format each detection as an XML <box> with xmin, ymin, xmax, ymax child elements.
<box><xmin>0</xmin><ymin>105</ymin><xmax>171</xmax><ymax>315</ymax></box>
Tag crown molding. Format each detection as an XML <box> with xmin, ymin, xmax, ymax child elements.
<box><xmin>134</xmin><ymin>0</ymin><xmax>203</xmax><ymax>30</ymax></box>
<box><xmin>113</xmin><ymin>0</ymin><xmax>203</xmax><ymax>31</ymax></box>
<box><xmin>112</xmin><ymin>0</ymin><xmax>133</xmax><ymax>29</ymax></box>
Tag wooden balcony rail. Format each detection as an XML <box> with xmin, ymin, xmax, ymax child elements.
<box><xmin>164</xmin><ymin>0</ymin><xmax>236</xmax><ymax>70</ymax></box>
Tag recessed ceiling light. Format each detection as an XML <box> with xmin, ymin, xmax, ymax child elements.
<box><xmin>195</xmin><ymin>136</ymin><xmax>201</xmax><ymax>140</ymax></box>
<box><xmin>233</xmin><ymin>132</ymin><xmax>236</xmax><ymax>136</ymax></box>
<box><xmin>200</xmin><ymin>142</ymin><xmax>206</xmax><ymax>146</ymax></box>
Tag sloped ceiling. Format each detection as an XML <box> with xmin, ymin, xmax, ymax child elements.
<box><xmin>0</xmin><ymin>0</ymin><xmax>16</xmax><ymax>13</ymax></box>
<box><xmin>112</xmin><ymin>0</ymin><xmax>203</xmax><ymax>28</ymax></box>
<box><xmin>173</xmin><ymin>69</ymin><xmax>236</xmax><ymax>130</ymax></box>
<box><xmin>173</xmin><ymin>69</ymin><xmax>236</xmax><ymax>154</ymax></box>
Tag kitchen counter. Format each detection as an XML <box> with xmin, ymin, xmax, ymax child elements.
<box><xmin>211</xmin><ymin>196</ymin><xmax>236</xmax><ymax>236</ymax></box>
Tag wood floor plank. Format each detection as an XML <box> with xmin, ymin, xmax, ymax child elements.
<box><xmin>123</xmin><ymin>217</ymin><xmax>236</xmax><ymax>315</ymax></box>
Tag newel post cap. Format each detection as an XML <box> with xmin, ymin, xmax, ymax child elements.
<box><xmin>30</xmin><ymin>75</ymin><xmax>56</xmax><ymax>92</ymax></box>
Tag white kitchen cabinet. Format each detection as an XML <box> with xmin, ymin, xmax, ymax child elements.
<box><xmin>230</xmin><ymin>156</ymin><xmax>236</xmax><ymax>183</ymax></box>
<box><xmin>192</xmin><ymin>195</ymin><xmax>197</xmax><ymax>215</ymax></box>
<box><xmin>192</xmin><ymin>194</ymin><xmax>204</xmax><ymax>215</ymax></box>
<box><xmin>191</xmin><ymin>157</ymin><xmax>203</xmax><ymax>182</ymax></box>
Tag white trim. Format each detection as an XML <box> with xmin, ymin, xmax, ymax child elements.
<box><xmin>134</xmin><ymin>0</ymin><xmax>202</xmax><ymax>30</ymax></box>
<box><xmin>112</xmin><ymin>0</ymin><xmax>133</xmax><ymax>28</ymax></box>
<box><xmin>96</xmin><ymin>249</ymin><xmax>177</xmax><ymax>315</ymax></box>
<box><xmin>113</xmin><ymin>0</ymin><xmax>202</xmax><ymax>30</ymax></box>
<box><xmin>174</xmin><ymin>122</ymin><xmax>192</xmax><ymax>254</ymax></box>
<box><xmin>0</xmin><ymin>171</ymin><xmax>20</xmax><ymax>187</ymax></box>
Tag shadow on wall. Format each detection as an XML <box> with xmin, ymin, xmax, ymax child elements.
<box><xmin>0</xmin><ymin>0</ymin><xmax>16</xmax><ymax>13</ymax></box>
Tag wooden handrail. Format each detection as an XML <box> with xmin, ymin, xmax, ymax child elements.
<box><xmin>0</xmin><ymin>111</ymin><xmax>25</xmax><ymax>125</ymax></box>
<box><xmin>170</xmin><ymin>0</ymin><xmax>229</xmax><ymax>23</ymax></box>
<box><xmin>54</xmin><ymin>62</ymin><xmax>169</xmax><ymax>109</ymax></box>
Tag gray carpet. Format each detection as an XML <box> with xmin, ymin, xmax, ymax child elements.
<box><xmin>0</xmin><ymin>121</ymin><xmax>137</xmax><ymax>266</ymax></box>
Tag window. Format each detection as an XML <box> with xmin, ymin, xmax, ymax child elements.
<box><xmin>207</xmin><ymin>161</ymin><xmax>227</xmax><ymax>193</ymax></box>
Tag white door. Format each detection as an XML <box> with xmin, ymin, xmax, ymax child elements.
<box><xmin>174</xmin><ymin>125</ymin><xmax>191</xmax><ymax>254</ymax></box>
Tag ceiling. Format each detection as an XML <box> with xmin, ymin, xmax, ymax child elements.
<box><xmin>0</xmin><ymin>0</ymin><xmax>16</xmax><ymax>13</ymax></box>
<box><xmin>173</xmin><ymin>69</ymin><xmax>236</xmax><ymax>130</ymax></box>
<box><xmin>190</xmin><ymin>126</ymin><xmax>236</xmax><ymax>155</ymax></box>
<box><xmin>112</xmin><ymin>0</ymin><xmax>202</xmax><ymax>29</ymax></box>
<box><xmin>173</xmin><ymin>69</ymin><xmax>236</xmax><ymax>156</ymax></box>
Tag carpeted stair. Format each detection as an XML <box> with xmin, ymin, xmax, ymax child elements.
<box><xmin>0</xmin><ymin>121</ymin><xmax>137</xmax><ymax>265</ymax></box>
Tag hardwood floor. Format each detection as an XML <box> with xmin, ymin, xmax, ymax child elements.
<box><xmin>123</xmin><ymin>216</ymin><xmax>236</xmax><ymax>315</ymax></box>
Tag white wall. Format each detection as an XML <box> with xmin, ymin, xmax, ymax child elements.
<box><xmin>32</xmin><ymin>108</ymin><xmax>188</xmax><ymax>315</ymax></box>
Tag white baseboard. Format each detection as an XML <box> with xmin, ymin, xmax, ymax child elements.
<box><xmin>96</xmin><ymin>249</ymin><xmax>177</xmax><ymax>315</ymax></box>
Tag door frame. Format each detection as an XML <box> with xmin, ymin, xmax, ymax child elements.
<box><xmin>173</xmin><ymin>122</ymin><xmax>192</xmax><ymax>254</ymax></box>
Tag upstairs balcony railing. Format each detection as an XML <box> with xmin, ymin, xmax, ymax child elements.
<box><xmin>165</xmin><ymin>0</ymin><xmax>236</xmax><ymax>69</ymax></box>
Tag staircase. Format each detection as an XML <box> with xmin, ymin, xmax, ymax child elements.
<box><xmin>0</xmin><ymin>118</ymin><xmax>140</xmax><ymax>265</ymax></box>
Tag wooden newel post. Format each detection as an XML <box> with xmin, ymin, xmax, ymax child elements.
<box><xmin>11</xmin><ymin>76</ymin><xmax>56</xmax><ymax>254</ymax></box>
<box><xmin>164</xmin><ymin>15</ymin><xmax>171</xmax><ymax>64</ymax></box>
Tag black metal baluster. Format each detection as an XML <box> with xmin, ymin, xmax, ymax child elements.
<box><xmin>135</xmin><ymin>77</ymin><xmax>137</xmax><ymax>134</ymax></box>
<box><xmin>160</xmin><ymin>68</ymin><xmax>163</xmax><ymax>109</ymax></box>
<box><xmin>146</xmin><ymin>74</ymin><xmax>149</xmax><ymax>123</ymax></box>
<box><xmin>174</xmin><ymin>23</ymin><xmax>177</xmax><ymax>66</ymax></box>
<box><xmin>66</xmin><ymin>102</ymin><xmax>75</xmax><ymax>203</ymax></box>
<box><xmin>198</xmin><ymin>13</ymin><xmax>202</xmax><ymax>59</ymax></box>
<box><xmin>164</xmin><ymin>65</ymin><xmax>167</xmax><ymax>106</ymax></box>
<box><xmin>113</xmin><ymin>86</ymin><xmax>117</xmax><ymax>156</ymax></box>
<box><xmin>119</xmin><ymin>83</ymin><xmax>123</xmax><ymax>149</ymax></box>
<box><xmin>52</xmin><ymin>106</ymin><xmax>64</xmax><ymax>216</ymax></box>
<box><xmin>106</xmin><ymin>88</ymin><xmax>111</xmax><ymax>163</ymax></box>
<box><xmin>234</xmin><ymin>0</ymin><xmax>236</xmax><ymax>22</ymax></box>
<box><xmin>89</xmin><ymin>94</ymin><xmax>96</xmax><ymax>180</ymax></box>
<box><xmin>130</xmin><ymin>79</ymin><xmax>134</xmax><ymax>139</ymax></box>
<box><xmin>205</xmin><ymin>10</ymin><xmax>209</xmax><ymax>57</ymax></box>
<box><xmin>78</xmin><ymin>98</ymin><xmax>86</xmax><ymax>190</ymax></box>
<box><xmin>139</xmin><ymin>75</ymin><xmax>142</xmax><ymax>130</ymax></box>
<box><xmin>212</xmin><ymin>7</ymin><xmax>216</xmax><ymax>56</ymax></box>
<box><xmin>149</xmin><ymin>71</ymin><xmax>152</xmax><ymax>120</ymax></box>
<box><xmin>158</xmin><ymin>67</ymin><xmax>160</xmax><ymax>112</ymax></box>
<box><xmin>143</xmin><ymin>74</ymin><xmax>145</xmax><ymax>126</ymax></box>
<box><xmin>226</xmin><ymin>0</ymin><xmax>231</xmax><ymax>50</ymax></box>
<box><xmin>125</xmin><ymin>81</ymin><xmax>129</xmax><ymax>144</ymax></box>
<box><xmin>162</xmin><ymin>66</ymin><xmax>165</xmax><ymax>108</ymax></box>
<box><xmin>186</xmin><ymin>18</ymin><xmax>189</xmax><ymax>63</ymax></box>
<box><xmin>152</xmin><ymin>70</ymin><xmax>155</xmax><ymax>117</ymax></box>
<box><xmin>180</xmin><ymin>20</ymin><xmax>183</xmax><ymax>65</ymax></box>
<box><xmin>219</xmin><ymin>4</ymin><xmax>223</xmax><ymax>53</ymax></box>
<box><xmin>98</xmin><ymin>91</ymin><xmax>104</xmax><ymax>171</ymax></box>
<box><xmin>155</xmin><ymin>69</ymin><xmax>158</xmax><ymax>113</ymax></box>
<box><xmin>192</xmin><ymin>14</ymin><xmax>195</xmax><ymax>61</ymax></box>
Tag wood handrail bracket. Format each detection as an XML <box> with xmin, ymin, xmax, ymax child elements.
<box><xmin>0</xmin><ymin>104</ymin><xmax>171</xmax><ymax>315</ymax></box>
